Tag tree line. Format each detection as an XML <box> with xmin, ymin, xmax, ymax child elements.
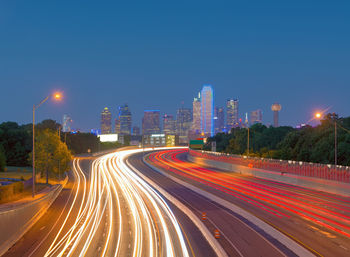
<box><xmin>204</xmin><ymin>114</ymin><xmax>350</xmax><ymax>166</ymax></box>
<box><xmin>0</xmin><ymin>119</ymin><xmax>105</xmax><ymax>173</ymax></box>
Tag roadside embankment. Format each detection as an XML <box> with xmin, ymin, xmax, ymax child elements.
<box><xmin>0</xmin><ymin>175</ymin><xmax>68</xmax><ymax>256</ymax></box>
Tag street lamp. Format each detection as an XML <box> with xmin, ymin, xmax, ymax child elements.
<box><xmin>314</xmin><ymin>112</ymin><xmax>337</xmax><ymax>166</ymax></box>
<box><xmin>32</xmin><ymin>92</ymin><xmax>62</xmax><ymax>197</ymax></box>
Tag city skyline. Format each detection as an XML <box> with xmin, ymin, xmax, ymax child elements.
<box><xmin>1</xmin><ymin>2</ymin><xmax>349</xmax><ymax>131</ymax></box>
<box><xmin>1</xmin><ymin>2</ymin><xmax>350</xmax><ymax>257</ymax></box>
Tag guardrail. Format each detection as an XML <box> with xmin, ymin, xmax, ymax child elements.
<box><xmin>189</xmin><ymin>149</ymin><xmax>350</xmax><ymax>183</ymax></box>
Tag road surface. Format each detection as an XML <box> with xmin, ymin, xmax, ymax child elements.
<box><xmin>4</xmin><ymin>149</ymin><xmax>213</xmax><ymax>257</ymax></box>
<box><xmin>142</xmin><ymin>148</ymin><xmax>350</xmax><ymax>257</ymax></box>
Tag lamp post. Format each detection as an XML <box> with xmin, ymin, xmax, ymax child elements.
<box><xmin>32</xmin><ymin>92</ymin><xmax>62</xmax><ymax>197</ymax></box>
<box><xmin>331</xmin><ymin>113</ymin><xmax>338</xmax><ymax>166</ymax></box>
<box><xmin>314</xmin><ymin>112</ymin><xmax>337</xmax><ymax>166</ymax></box>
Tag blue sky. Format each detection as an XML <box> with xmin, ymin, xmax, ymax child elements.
<box><xmin>0</xmin><ymin>1</ymin><xmax>349</xmax><ymax>131</ymax></box>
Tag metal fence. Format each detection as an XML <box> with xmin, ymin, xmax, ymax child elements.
<box><xmin>189</xmin><ymin>149</ymin><xmax>350</xmax><ymax>183</ymax></box>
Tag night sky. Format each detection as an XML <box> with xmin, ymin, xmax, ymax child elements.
<box><xmin>1</xmin><ymin>1</ymin><xmax>349</xmax><ymax>131</ymax></box>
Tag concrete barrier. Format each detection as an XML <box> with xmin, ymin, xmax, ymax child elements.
<box><xmin>188</xmin><ymin>154</ymin><xmax>350</xmax><ymax>197</ymax></box>
<box><xmin>0</xmin><ymin>176</ymin><xmax>68</xmax><ymax>256</ymax></box>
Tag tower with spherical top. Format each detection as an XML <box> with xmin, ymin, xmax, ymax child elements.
<box><xmin>271</xmin><ymin>103</ymin><xmax>282</xmax><ymax>127</ymax></box>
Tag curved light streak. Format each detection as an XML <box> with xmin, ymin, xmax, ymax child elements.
<box><xmin>43</xmin><ymin>148</ymin><xmax>190</xmax><ymax>257</ymax></box>
<box><xmin>148</xmin><ymin>149</ymin><xmax>350</xmax><ymax>239</ymax></box>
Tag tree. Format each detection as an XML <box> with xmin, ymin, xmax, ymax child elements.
<box><xmin>275</xmin><ymin>113</ymin><xmax>350</xmax><ymax>165</ymax></box>
<box><xmin>65</xmin><ymin>132</ymin><xmax>99</xmax><ymax>154</ymax></box>
<box><xmin>29</xmin><ymin>129</ymin><xmax>71</xmax><ymax>178</ymax></box>
<box><xmin>0</xmin><ymin>122</ymin><xmax>32</xmax><ymax>166</ymax></box>
<box><xmin>36</xmin><ymin>119</ymin><xmax>61</xmax><ymax>132</ymax></box>
<box><xmin>0</xmin><ymin>146</ymin><xmax>6</xmax><ymax>172</ymax></box>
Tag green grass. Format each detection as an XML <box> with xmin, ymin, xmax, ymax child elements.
<box><xmin>1</xmin><ymin>166</ymin><xmax>32</xmax><ymax>180</ymax></box>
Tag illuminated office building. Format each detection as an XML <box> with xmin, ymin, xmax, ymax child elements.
<box><xmin>101</xmin><ymin>107</ymin><xmax>112</xmax><ymax>134</ymax></box>
<box><xmin>214</xmin><ymin>107</ymin><xmax>225</xmax><ymax>134</ymax></box>
<box><xmin>142</xmin><ymin>110</ymin><xmax>161</xmax><ymax>135</ymax></box>
<box><xmin>115</xmin><ymin>117</ymin><xmax>121</xmax><ymax>134</ymax></box>
<box><xmin>119</xmin><ymin>104</ymin><xmax>132</xmax><ymax>135</ymax></box>
<box><xmin>201</xmin><ymin>85</ymin><xmax>214</xmax><ymax>136</ymax></box>
<box><xmin>226</xmin><ymin>98</ymin><xmax>239</xmax><ymax>130</ymax></box>
<box><xmin>62</xmin><ymin>114</ymin><xmax>72</xmax><ymax>133</ymax></box>
<box><xmin>132</xmin><ymin>126</ymin><xmax>140</xmax><ymax>135</ymax></box>
<box><xmin>192</xmin><ymin>94</ymin><xmax>201</xmax><ymax>134</ymax></box>
<box><xmin>176</xmin><ymin>107</ymin><xmax>192</xmax><ymax>144</ymax></box>
<box><xmin>250</xmin><ymin>109</ymin><xmax>263</xmax><ymax>124</ymax></box>
<box><xmin>163</xmin><ymin>114</ymin><xmax>176</xmax><ymax>135</ymax></box>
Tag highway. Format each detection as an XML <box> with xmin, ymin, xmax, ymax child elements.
<box><xmin>3</xmin><ymin>149</ymin><xmax>208</xmax><ymax>257</ymax></box>
<box><xmin>5</xmin><ymin>147</ymin><xmax>349</xmax><ymax>256</ymax></box>
<box><xmin>140</xmin><ymin>148</ymin><xmax>350</xmax><ymax>257</ymax></box>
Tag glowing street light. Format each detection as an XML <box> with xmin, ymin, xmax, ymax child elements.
<box><xmin>314</xmin><ymin>111</ymin><xmax>338</xmax><ymax>166</ymax></box>
<box><xmin>32</xmin><ymin>91</ymin><xmax>63</xmax><ymax>197</ymax></box>
<box><xmin>54</xmin><ymin>92</ymin><xmax>62</xmax><ymax>100</ymax></box>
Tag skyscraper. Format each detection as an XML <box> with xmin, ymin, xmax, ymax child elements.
<box><xmin>115</xmin><ymin>117</ymin><xmax>121</xmax><ymax>134</ymax></box>
<box><xmin>101</xmin><ymin>107</ymin><xmax>112</xmax><ymax>134</ymax></box>
<box><xmin>62</xmin><ymin>114</ymin><xmax>72</xmax><ymax>133</ymax></box>
<box><xmin>250</xmin><ymin>109</ymin><xmax>263</xmax><ymax>124</ymax></box>
<box><xmin>132</xmin><ymin>126</ymin><xmax>140</xmax><ymax>135</ymax></box>
<box><xmin>142</xmin><ymin>110</ymin><xmax>161</xmax><ymax>135</ymax></box>
<box><xmin>176</xmin><ymin>107</ymin><xmax>192</xmax><ymax>144</ymax></box>
<box><xmin>163</xmin><ymin>114</ymin><xmax>176</xmax><ymax>135</ymax></box>
<box><xmin>119</xmin><ymin>104</ymin><xmax>132</xmax><ymax>135</ymax></box>
<box><xmin>192</xmin><ymin>94</ymin><xmax>201</xmax><ymax>134</ymax></box>
<box><xmin>226</xmin><ymin>99</ymin><xmax>239</xmax><ymax>130</ymax></box>
<box><xmin>201</xmin><ymin>85</ymin><xmax>214</xmax><ymax>136</ymax></box>
<box><xmin>214</xmin><ymin>107</ymin><xmax>225</xmax><ymax>134</ymax></box>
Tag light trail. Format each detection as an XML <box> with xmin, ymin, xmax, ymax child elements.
<box><xmin>147</xmin><ymin>149</ymin><xmax>350</xmax><ymax>240</ymax></box>
<box><xmin>43</xmin><ymin>148</ymin><xmax>190</xmax><ymax>257</ymax></box>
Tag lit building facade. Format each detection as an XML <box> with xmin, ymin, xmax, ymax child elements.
<box><xmin>143</xmin><ymin>134</ymin><xmax>166</xmax><ymax>146</ymax></box>
<box><xmin>176</xmin><ymin>107</ymin><xmax>192</xmax><ymax>144</ymax></box>
<box><xmin>201</xmin><ymin>85</ymin><xmax>214</xmax><ymax>136</ymax></box>
<box><xmin>62</xmin><ymin>114</ymin><xmax>72</xmax><ymax>133</ymax></box>
<box><xmin>132</xmin><ymin>126</ymin><xmax>140</xmax><ymax>135</ymax></box>
<box><xmin>163</xmin><ymin>114</ymin><xmax>176</xmax><ymax>135</ymax></box>
<box><xmin>142</xmin><ymin>110</ymin><xmax>161</xmax><ymax>135</ymax></box>
<box><xmin>166</xmin><ymin>135</ymin><xmax>179</xmax><ymax>146</ymax></box>
<box><xmin>101</xmin><ymin>107</ymin><xmax>112</xmax><ymax>134</ymax></box>
<box><xmin>250</xmin><ymin>109</ymin><xmax>263</xmax><ymax>124</ymax></box>
<box><xmin>192</xmin><ymin>94</ymin><xmax>201</xmax><ymax>134</ymax></box>
<box><xmin>226</xmin><ymin>98</ymin><xmax>239</xmax><ymax>130</ymax></box>
<box><xmin>115</xmin><ymin>118</ymin><xmax>121</xmax><ymax>134</ymax></box>
<box><xmin>119</xmin><ymin>104</ymin><xmax>132</xmax><ymax>135</ymax></box>
<box><xmin>214</xmin><ymin>107</ymin><xmax>225</xmax><ymax>134</ymax></box>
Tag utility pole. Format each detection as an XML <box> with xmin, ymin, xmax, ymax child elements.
<box><xmin>330</xmin><ymin>112</ymin><xmax>338</xmax><ymax>166</ymax></box>
<box><xmin>335</xmin><ymin>119</ymin><xmax>337</xmax><ymax>166</ymax></box>
<box><xmin>247</xmin><ymin>127</ymin><xmax>250</xmax><ymax>155</ymax></box>
<box><xmin>32</xmin><ymin>105</ymin><xmax>35</xmax><ymax>197</ymax></box>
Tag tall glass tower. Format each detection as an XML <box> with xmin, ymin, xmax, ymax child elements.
<box><xmin>192</xmin><ymin>93</ymin><xmax>201</xmax><ymax>134</ymax></box>
<box><xmin>226</xmin><ymin>98</ymin><xmax>239</xmax><ymax>130</ymax></box>
<box><xmin>200</xmin><ymin>85</ymin><xmax>214</xmax><ymax>136</ymax></box>
<box><xmin>101</xmin><ymin>107</ymin><xmax>112</xmax><ymax>134</ymax></box>
<box><xmin>176</xmin><ymin>107</ymin><xmax>192</xmax><ymax>144</ymax></box>
<box><xmin>142</xmin><ymin>110</ymin><xmax>161</xmax><ymax>135</ymax></box>
<box><xmin>119</xmin><ymin>104</ymin><xmax>132</xmax><ymax>135</ymax></box>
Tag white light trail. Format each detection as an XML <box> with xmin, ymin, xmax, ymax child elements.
<box><xmin>43</xmin><ymin>148</ymin><xmax>190</xmax><ymax>257</ymax></box>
